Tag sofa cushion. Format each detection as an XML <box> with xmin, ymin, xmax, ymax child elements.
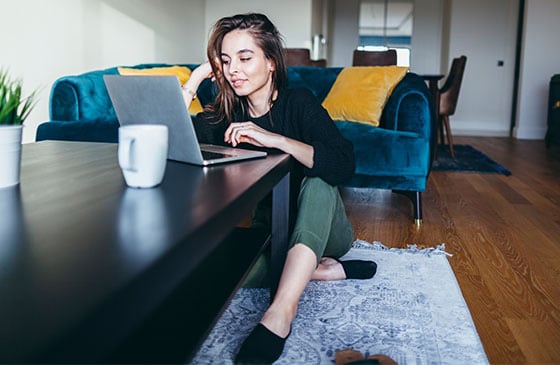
<box><xmin>117</xmin><ymin>65</ymin><xmax>204</xmax><ymax>114</ymax></box>
<box><xmin>322</xmin><ymin>66</ymin><xmax>408</xmax><ymax>126</ymax></box>
<box><xmin>286</xmin><ymin>66</ymin><xmax>342</xmax><ymax>101</ymax></box>
<box><xmin>335</xmin><ymin>120</ymin><xmax>430</xmax><ymax>190</ymax></box>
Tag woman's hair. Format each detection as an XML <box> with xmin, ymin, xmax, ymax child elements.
<box><xmin>206</xmin><ymin>13</ymin><xmax>288</xmax><ymax>123</ymax></box>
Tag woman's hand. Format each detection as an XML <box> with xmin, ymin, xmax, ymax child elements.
<box><xmin>225</xmin><ymin>122</ymin><xmax>278</xmax><ymax>148</ymax></box>
<box><xmin>190</xmin><ymin>61</ymin><xmax>214</xmax><ymax>84</ymax></box>
<box><xmin>182</xmin><ymin>62</ymin><xmax>214</xmax><ymax>107</ymax></box>
<box><xmin>225</xmin><ymin>122</ymin><xmax>314</xmax><ymax>168</ymax></box>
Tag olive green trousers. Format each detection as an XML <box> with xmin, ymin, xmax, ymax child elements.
<box><xmin>245</xmin><ymin>177</ymin><xmax>354</xmax><ymax>287</ymax></box>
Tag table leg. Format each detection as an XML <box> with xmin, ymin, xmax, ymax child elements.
<box><xmin>426</xmin><ymin>80</ymin><xmax>441</xmax><ymax>160</ymax></box>
<box><xmin>270</xmin><ymin>172</ymin><xmax>291</xmax><ymax>298</ymax></box>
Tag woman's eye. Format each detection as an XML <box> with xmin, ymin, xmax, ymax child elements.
<box><xmin>240</xmin><ymin>58</ymin><xmax>251</xmax><ymax>62</ymax></box>
<box><xmin>221</xmin><ymin>59</ymin><xmax>230</xmax><ymax>65</ymax></box>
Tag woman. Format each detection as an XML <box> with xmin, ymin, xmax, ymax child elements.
<box><xmin>182</xmin><ymin>13</ymin><xmax>376</xmax><ymax>364</ymax></box>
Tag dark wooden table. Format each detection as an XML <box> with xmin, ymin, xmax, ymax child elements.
<box><xmin>421</xmin><ymin>74</ymin><xmax>445</xmax><ymax>160</ymax></box>
<box><xmin>421</xmin><ymin>74</ymin><xmax>444</xmax><ymax>115</ymax></box>
<box><xmin>0</xmin><ymin>141</ymin><xmax>293</xmax><ymax>363</ymax></box>
<box><xmin>421</xmin><ymin>74</ymin><xmax>444</xmax><ymax>95</ymax></box>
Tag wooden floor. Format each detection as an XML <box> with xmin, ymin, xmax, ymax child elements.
<box><xmin>341</xmin><ymin>136</ymin><xmax>560</xmax><ymax>365</ymax></box>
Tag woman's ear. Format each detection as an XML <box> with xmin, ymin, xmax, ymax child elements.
<box><xmin>267</xmin><ymin>59</ymin><xmax>276</xmax><ymax>72</ymax></box>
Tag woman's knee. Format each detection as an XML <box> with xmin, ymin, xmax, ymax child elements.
<box><xmin>299</xmin><ymin>177</ymin><xmax>338</xmax><ymax>203</ymax></box>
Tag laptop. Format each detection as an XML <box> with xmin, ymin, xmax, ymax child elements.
<box><xmin>103</xmin><ymin>75</ymin><xmax>267</xmax><ymax>166</ymax></box>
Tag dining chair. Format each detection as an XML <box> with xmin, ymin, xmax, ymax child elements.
<box><xmin>284</xmin><ymin>48</ymin><xmax>326</xmax><ymax>67</ymax></box>
<box><xmin>438</xmin><ymin>55</ymin><xmax>467</xmax><ymax>159</ymax></box>
<box><xmin>352</xmin><ymin>49</ymin><xmax>397</xmax><ymax>66</ymax></box>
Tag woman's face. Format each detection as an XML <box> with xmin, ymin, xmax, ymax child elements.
<box><xmin>220</xmin><ymin>29</ymin><xmax>275</xmax><ymax>100</ymax></box>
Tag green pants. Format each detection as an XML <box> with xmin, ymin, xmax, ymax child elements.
<box><xmin>289</xmin><ymin>177</ymin><xmax>354</xmax><ymax>265</ymax></box>
<box><xmin>246</xmin><ymin>177</ymin><xmax>354</xmax><ymax>287</ymax></box>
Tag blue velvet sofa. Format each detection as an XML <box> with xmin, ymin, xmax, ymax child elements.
<box><xmin>36</xmin><ymin>64</ymin><xmax>435</xmax><ymax>223</ymax></box>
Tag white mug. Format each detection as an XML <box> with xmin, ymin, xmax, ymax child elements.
<box><xmin>118</xmin><ymin>124</ymin><xmax>168</xmax><ymax>188</ymax></box>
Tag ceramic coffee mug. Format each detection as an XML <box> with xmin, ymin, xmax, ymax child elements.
<box><xmin>118</xmin><ymin>124</ymin><xmax>168</xmax><ymax>188</ymax></box>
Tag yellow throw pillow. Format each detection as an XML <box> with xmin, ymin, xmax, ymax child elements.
<box><xmin>322</xmin><ymin>66</ymin><xmax>408</xmax><ymax>126</ymax></box>
<box><xmin>117</xmin><ymin>65</ymin><xmax>204</xmax><ymax>115</ymax></box>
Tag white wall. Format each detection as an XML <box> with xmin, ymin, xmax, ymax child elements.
<box><xmin>447</xmin><ymin>0</ymin><xmax>519</xmax><ymax>137</ymax></box>
<box><xmin>329</xmin><ymin>0</ymin><xmax>360</xmax><ymax>67</ymax></box>
<box><xmin>1</xmin><ymin>0</ymin><xmax>557</xmax><ymax>143</ymax></box>
<box><xmin>204</xmin><ymin>0</ymin><xmax>313</xmax><ymax>49</ymax></box>
<box><xmin>515</xmin><ymin>0</ymin><xmax>560</xmax><ymax>139</ymax></box>
<box><xmin>0</xmin><ymin>0</ymin><xmax>206</xmax><ymax>143</ymax></box>
<box><xmin>409</xmin><ymin>0</ymin><xmax>444</xmax><ymax>74</ymax></box>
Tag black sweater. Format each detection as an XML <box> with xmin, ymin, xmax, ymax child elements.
<box><xmin>193</xmin><ymin>88</ymin><xmax>355</xmax><ymax>186</ymax></box>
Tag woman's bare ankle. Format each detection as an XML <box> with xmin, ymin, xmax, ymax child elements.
<box><xmin>311</xmin><ymin>258</ymin><xmax>346</xmax><ymax>281</ymax></box>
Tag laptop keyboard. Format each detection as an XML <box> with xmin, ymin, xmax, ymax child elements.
<box><xmin>201</xmin><ymin>150</ymin><xmax>235</xmax><ymax>160</ymax></box>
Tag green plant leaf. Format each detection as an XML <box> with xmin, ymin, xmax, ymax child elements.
<box><xmin>0</xmin><ymin>68</ymin><xmax>38</xmax><ymax>125</ymax></box>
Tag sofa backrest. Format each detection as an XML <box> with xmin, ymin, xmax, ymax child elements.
<box><xmin>49</xmin><ymin>64</ymin><xmax>341</xmax><ymax>123</ymax></box>
<box><xmin>286</xmin><ymin>66</ymin><xmax>342</xmax><ymax>101</ymax></box>
<box><xmin>48</xmin><ymin>64</ymin><xmax>431</xmax><ymax>134</ymax></box>
<box><xmin>49</xmin><ymin>64</ymin><xmax>201</xmax><ymax>123</ymax></box>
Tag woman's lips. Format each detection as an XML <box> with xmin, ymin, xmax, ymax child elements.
<box><xmin>231</xmin><ymin>79</ymin><xmax>246</xmax><ymax>88</ymax></box>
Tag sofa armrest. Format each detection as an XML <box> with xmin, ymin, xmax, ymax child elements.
<box><xmin>381</xmin><ymin>72</ymin><xmax>435</xmax><ymax>141</ymax></box>
<box><xmin>36</xmin><ymin>120</ymin><xmax>119</xmax><ymax>143</ymax></box>
<box><xmin>49</xmin><ymin>68</ymin><xmax>120</xmax><ymax>123</ymax></box>
<box><xmin>48</xmin><ymin>63</ymin><xmax>209</xmax><ymax>124</ymax></box>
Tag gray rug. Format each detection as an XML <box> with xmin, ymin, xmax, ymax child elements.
<box><xmin>192</xmin><ymin>241</ymin><xmax>489</xmax><ymax>364</ymax></box>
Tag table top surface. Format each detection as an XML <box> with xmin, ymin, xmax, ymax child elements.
<box><xmin>420</xmin><ymin>74</ymin><xmax>445</xmax><ymax>80</ymax></box>
<box><xmin>0</xmin><ymin>141</ymin><xmax>292</xmax><ymax>362</ymax></box>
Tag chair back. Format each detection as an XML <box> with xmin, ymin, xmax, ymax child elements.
<box><xmin>352</xmin><ymin>49</ymin><xmax>397</xmax><ymax>66</ymax></box>
<box><xmin>284</xmin><ymin>48</ymin><xmax>326</xmax><ymax>67</ymax></box>
<box><xmin>285</xmin><ymin>48</ymin><xmax>313</xmax><ymax>66</ymax></box>
<box><xmin>439</xmin><ymin>55</ymin><xmax>467</xmax><ymax>116</ymax></box>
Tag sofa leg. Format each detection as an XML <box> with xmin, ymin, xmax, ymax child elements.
<box><xmin>393</xmin><ymin>190</ymin><xmax>423</xmax><ymax>226</ymax></box>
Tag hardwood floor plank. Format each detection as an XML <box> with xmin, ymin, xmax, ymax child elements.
<box><xmin>343</xmin><ymin>137</ymin><xmax>560</xmax><ymax>364</ymax></box>
<box><xmin>507</xmin><ymin>319</ymin><xmax>560</xmax><ymax>364</ymax></box>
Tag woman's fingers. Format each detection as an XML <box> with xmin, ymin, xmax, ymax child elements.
<box><xmin>225</xmin><ymin>122</ymin><xmax>248</xmax><ymax>146</ymax></box>
<box><xmin>225</xmin><ymin>122</ymin><xmax>266</xmax><ymax>147</ymax></box>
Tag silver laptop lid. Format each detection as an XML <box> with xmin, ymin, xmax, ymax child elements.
<box><xmin>103</xmin><ymin>75</ymin><xmax>266</xmax><ymax>166</ymax></box>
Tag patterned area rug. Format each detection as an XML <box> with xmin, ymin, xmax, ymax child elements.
<box><xmin>192</xmin><ymin>241</ymin><xmax>489</xmax><ymax>364</ymax></box>
<box><xmin>432</xmin><ymin>144</ymin><xmax>512</xmax><ymax>175</ymax></box>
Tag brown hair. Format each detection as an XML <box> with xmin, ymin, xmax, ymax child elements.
<box><xmin>206</xmin><ymin>13</ymin><xmax>288</xmax><ymax>123</ymax></box>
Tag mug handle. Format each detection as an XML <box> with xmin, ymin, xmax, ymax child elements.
<box><xmin>118</xmin><ymin>136</ymin><xmax>137</xmax><ymax>172</ymax></box>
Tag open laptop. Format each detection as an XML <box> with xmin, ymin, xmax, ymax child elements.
<box><xmin>103</xmin><ymin>75</ymin><xmax>267</xmax><ymax>166</ymax></box>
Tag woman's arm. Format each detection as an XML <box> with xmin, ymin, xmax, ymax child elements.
<box><xmin>225</xmin><ymin>122</ymin><xmax>314</xmax><ymax>168</ymax></box>
<box><xmin>182</xmin><ymin>62</ymin><xmax>213</xmax><ymax>108</ymax></box>
<box><xmin>294</xmin><ymin>90</ymin><xmax>355</xmax><ymax>185</ymax></box>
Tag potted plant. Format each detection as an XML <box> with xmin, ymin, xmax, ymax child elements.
<box><xmin>0</xmin><ymin>69</ymin><xmax>37</xmax><ymax>188</ymax></box>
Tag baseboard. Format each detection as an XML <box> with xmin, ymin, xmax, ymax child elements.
<box><xmin>452</xmin><ymin>128</ymin><xmax>511</xmax><ymax>137</ymax></box>
<box><xmin>512</xmin><ymin>125</ymin><xmax>547</xmax><ymax>139</ymax></box>
<box><xmin>450</xmin><ymin>120</ymin><xmax>511</xmax><ymax>137</ymax></box>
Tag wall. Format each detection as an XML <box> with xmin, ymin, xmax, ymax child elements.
<box><xmin>1</xmin><ymin>0</ymin><xmax>558</xmax><ymax>143</ymax></box>
<box><xmin>329</xmin><ymin>0</ymin><xmax>360</xmax><ymax>67</ymax></box>
<box><xmin>0</xmin><ymin>0</ymin><xmax>206</xmax><ymax>143</ymax></box>
<box><xmin>409</xmin><ymin>0</ymin><xmax>444</xmax><ymax>74</ymax></box>
<box><xmin>204</xmin><ymin>0</ymin><xmax>313</xmax><ymax>49</ymax></box>
<box><xmin>447</xmin><ymin>0</ymin><xmax>519</xmax><ymax>137</ymax></box>
<box><xmin>515</xmin><ymin>0</ymin><xmax>560</xmax><ymax>139</ymax></box>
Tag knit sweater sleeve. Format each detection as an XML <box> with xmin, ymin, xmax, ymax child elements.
<box><xmin>278</xmin><ymin>88</ymin><xmax>355</xmax><ymax>186</ymax></box>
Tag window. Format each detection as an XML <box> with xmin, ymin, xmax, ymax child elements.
<box><xmin>358</xmin><ymin>0</ymin><xmax>413</xmax><ymax>66</ymax></box>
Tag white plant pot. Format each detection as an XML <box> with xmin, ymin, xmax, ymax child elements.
<box><xmin>0</xmin><ymin>125</ymin><xmax>23</xmax><ymax>189</ymax></box>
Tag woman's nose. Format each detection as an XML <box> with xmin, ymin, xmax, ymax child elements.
<box><xmin>228</xmin><ymin>59</ymin><xmax>239</xmax><ymax>74</ymax></box>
